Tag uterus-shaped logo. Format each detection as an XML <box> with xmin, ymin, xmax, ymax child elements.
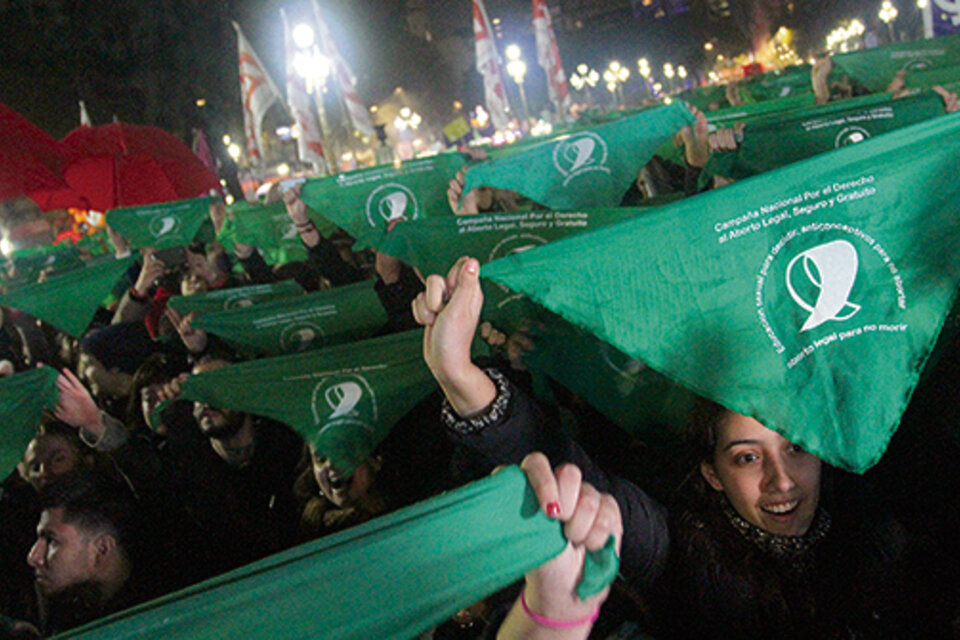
<box><xmin>785</xmin><ymin>240</ymin><xmax>862</xmax><ymax>332</ymax></box>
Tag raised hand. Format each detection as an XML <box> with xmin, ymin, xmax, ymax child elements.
<box><xmin>933</xmin><ymin>85</ymin><xmax>959</xmax><ymax>113</ymax></box>
<box><xmin>55</xmin><ymin>368</ymin><xmax>104</xmax><ymax>437</ymax></box>
<box><xmin>499</xmin><ymin>452</ymin><xmax>622</xmax><ymax>639</ymax></box>
<box><xmin>411</xmin><ymin>257</ymin><xmax>495</xmax><ymax>416</ymax></box>
<box><xmin>164</xmin><ymin>307</ymin><xmax>208</xmax><ymax>353</ymax></box>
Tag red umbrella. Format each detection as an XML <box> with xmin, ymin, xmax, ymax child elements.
<box><xmin>29</xmin><ymin>122</ymin><xmax>221</xmax><ymax>212</ymax></box>
<box><xmin>0</xmin><ymin>102</ymin><xmax>68</xmax><ymax>201</ymax></box>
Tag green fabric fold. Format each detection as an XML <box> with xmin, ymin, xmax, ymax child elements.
<box><xmin>0</xmin><ymin>366</ymin><xmax>60</xmax><ymax>476</ymax></box>
<box><xmin>483</xmin><ymin>113</ymin><xmax>960</xmax><ymax>473</ymax></box>
<box><xmin>0</xmin><ymin>256</ymin><xmax>134</xmax><ymax>336</ymax></box>
<box><xmin>180</xmin><ymin>329</ymin><xmax>434</xmax><ymax>475</ymax></box>
<box><xmin>299</xmin><ymin>154</ymin><xmax>469</xmax><ymax>245</ymax></box>
<box><xmin>832</xmin><ymin>33</ymin><xmax>960</xmax><ymax>92</ymax></box>
<box><xmin>463</xmin><ymin>103</ymin><xmax>694</xmax><ymax>210</ymax></box>
<box><xmin>167</xmin><ymin>280</ymin><xmax>305</xmax><ymax>317</ymax></box>
<box><xmin>106</xmin><ymin>197</ymin><xmax>214</xmax><ymax>250</ymax></box>
<box><xmin>190</xmin><ymin>280</ymin><xmax>386</xmax><ymax>357</ymax></box>
<box><xmin>219</xmin><ymin>199</ymin><xmax>336</xmax><ymax>265</ymax></box>
<box><xmin>707</xmin><ymin>90</ymin><xmax>946</xmax><ymax>180</ymax></box>
<box><xmin>58</xmin><ymin>466</ymin><xmax>618</xmax><ymax>640</ymax></box>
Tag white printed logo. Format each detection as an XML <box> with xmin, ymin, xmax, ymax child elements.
<box><xmin>277</xmin><ymin>221</ymin><xmax>298</xmax><ymax>243</ymax></box>
<box><xmin>835</xmin><ymin>126</ymin><xmax>871</xmax><ymax>148</ymax></box>
<box><xmin>488</xmin><ymin>234</ymin><xmax>548</xmax><ymax>291</ymax></box>
<box><xmin>600</xmin><ymin>342</ymin><xmax>647</xmax><ymax>381</ymax></box>
<box><xmin>223</xmin><ymin>296</ymin><xmax>255</xmax><ymax>310</ymax></box>
<box><xmin>280</xmin><ymin>322</ymin><xmax>325</xmax><ymax>352</ymax></box>
<box><xmin>785</xmin><ymin>240</ymin><xmax>862</xmax><ymax>332</ymax></box>
<box><xmin>311</xmin><ymin>374</ymin><xmax>378</xmax><ymax>433</ymax></box>
<box><xmin>902</xmin><ymin>57</ymin><xmax>934</xmax><ymax>71</ymax></box>
<box><xmin>149</xmin><ymin>215</ymin><xmax>181</xmax><ymax>238</ymax></box>
<box><xmin>552</xmin><ymin>132</ymin><xmax>611</xmax><ymax>185</ymax></box>
<box><xmin>365</xmin><ymin>184</ymin><xmax>419</xmax><ymax>228</ymax></box>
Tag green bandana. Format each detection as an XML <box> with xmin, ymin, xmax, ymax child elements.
<box><xmin>463</xmin><ymin>103</ymin><xmax>694</xmax><ymax>210</ymax></box>
<box><xmin>181</xmin><ymin>329</ymin><xmax>434</xmax><ymax>475</ymax></box>
<box><xmin>832</xmin><ymin>33</ymin><xmax>960</xmax><ymax>92</ymax></box>
<box><xmin>190</xmin><ymin>280</ymin><xmax>386</xmax><ymax>357</ymax></box>
<box><xmin>0</xmin><ymin>366</ymin><xmax>59</xmax><ymax>477</ymax></box>
<box><xmin>0</xmin><ymin>256</ymin><xmax>135</xmax><ymax>337</ymax></box>
<box><xmin>167</xmin><ymin>280</ymin><xmax>304</xmax><ymax>317</ymax></box>
<box><xmin>57</xmin><ymin>466</ymin><xmax>617</xmax><ymax>640</ymax></box>
<box><xmin>738</xmin><ymin>64</ymin><xmax>814</xmax><ymax>101</ymax></box>
<box><xmin>7</xmin><ymin>244</ymin><xmax>85</xmax><ymax>284</ymax></box>
<box><xmin>106</xmin><ymin>197</ymin><xmax>214</xmax><ymax>250</ymax></box>
<box><xmin>484</xmin><ymin>113</ymin><xmax>960</xmax><ymax>473</ymax></box>
<box><xmin>219</xmin><ymin>200</ymin><xmax>337</xmax><ymax>265</ymax></box>
<box><xmin>299</xmin><ymin>154</ymin><xmax>469</xmax><ymax>245</ymax></box>
<box><xmin>707</xmin><ymin>90</ymin><xmax>946</xmax><ymax>180</ymax></box>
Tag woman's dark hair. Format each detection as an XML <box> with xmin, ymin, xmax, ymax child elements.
<box><xmin>124</xmin><ymin>352</ymin><xmax>185</xmax><ymax>433</ymax></box>
<box><xmin>688</xmin><ymin>396</ymin><xmax>732</xmax><ymax>464</ymax></box>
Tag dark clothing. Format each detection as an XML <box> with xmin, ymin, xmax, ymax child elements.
<box><xmin>373</xmin><ymin>265</ymin><xmax>424</xmax><ymax>336</ymax></box>
<box><xmin>655</xmin><ymin>475</ymin><xmax>952</xmax><ymax>639</ymax></box>
<box><xmin>306</xmin><ymin>238</ymin><xmax>364</xmax><ymax>287</ymax></box>
<box><xmin>0</xmin><ymin>474</ymin><xmax>39</xmax><ymax>623</ymax></box>
<box><xmin>443</xmin><ymin>367</ymin><xmax>670</xmax><ymax>595</ymax></box>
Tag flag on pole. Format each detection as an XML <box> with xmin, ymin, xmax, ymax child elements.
<box><xmin>484</xmin><ymin>113</ymin><xmax>960</xmax><ymax>473</ymax></box>
<box><xmin>311</xmin><ymin>0</ymin><xmax>375</xmax><ymax>138</ymax></box>
<box><xmin>191</xmin><ymin>129</ymin><xmax>218</xmax><ymax>176</ymax></box>
<box><xmin>532</xmin><ymin>0</ymin><xmax>571</xmax><ymax>117</ymax></box>
<box><xmin>233</xmin><ymin>21</ymin><xmax>284</xmax><ymax>164</ymax></box>
<box><xmin>79</xmin><ymin>100</ymin><xmax>92</xmax><ymax>127</ymax></box>
<box><xmin>473</xmin><ymin>0</ymin><xmax>512</xmax><ymax>130</ymax></box>
<box><xmin>281</xmin><ymin>9</ymin><xmax>326</xmax><ymax>166</ymax></box>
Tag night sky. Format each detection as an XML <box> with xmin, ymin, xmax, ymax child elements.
<box><xmin>0</xmin><ymin>0</ymin><xmax>918</xmax><ymax>147</ymax></box>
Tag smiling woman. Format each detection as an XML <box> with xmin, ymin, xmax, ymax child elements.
<box><xmin>650</xmin><ymin>397</ymin><xmax>949</xmax><ymax>640</ymax></box>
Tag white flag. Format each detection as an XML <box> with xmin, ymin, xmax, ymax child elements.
<box><xmin>533</xmin><ymin>0</ymin><xmax>571</xmax><ymax>115</ymax></box>
<box><xmin>311</xmin><ymin>0</ymin><xmax>375</xmax><ymax>138</ymax></box>
<box><xmin>233</xmin><ymin>21</ymin><xmax>283</xmax><ymax>164</ymax></box>
<box><xmin>280</xmin><ymin>9</ymin><xmax>326</xmax><ymax>166</ymax></box>
<box><xmin>473</xmin><ymin>0</ymin><xmax>512</xmax><ymax>130</ymax></box>
<box><xmin>79</xmin><ymin>100</ymin><xmax>92</xmax><ymax>127</ymax></box>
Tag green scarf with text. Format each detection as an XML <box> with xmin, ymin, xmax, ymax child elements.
<box><xmin>484</xmin><ymin>113</ymin><xmax>960</xmax><ymax>473</ymax></box>
<box><xmin>106</xmin><ymin>197</ymin><xmax>213</xmax><ymax>250</ymax></box>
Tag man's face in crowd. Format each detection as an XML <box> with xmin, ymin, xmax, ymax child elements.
<box><xmin>27</xmin><ymin>507</ymin><xmax>98</xmax><ymax>597</ymax></box>
<box><xmin>20</xmin><ymin>435</ymin><xmax>82</xmax><ymax>492</ymax></box>
<box><xmin>191</xmin><ymin>359</ymin><xmax>243</xmax><ymax>439</ymax></box>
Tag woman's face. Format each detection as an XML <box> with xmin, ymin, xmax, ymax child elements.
<box><xmin>700</xmin><ymin>412</ymin><xmax>822</xmax><ymax>537</ymax></box>
<box><xmin>20</xmin><ymin>435</ymin><xmax>83</xmax><ymax>492</ymax></box>
<box><xmin>310</xmin><ymin>449</ymin><xmax>376</xmax><ymax>509</ymax></box>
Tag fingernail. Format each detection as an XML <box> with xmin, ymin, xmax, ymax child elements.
<box><xmin>545</xmin><ymin>502</ymin><xmax>561</xmax><ymax>518</ymax></box>
<box><xmin>465</xmin><ymin>261</ymin><xmax>478</xmax><ymax>275</ymax></box>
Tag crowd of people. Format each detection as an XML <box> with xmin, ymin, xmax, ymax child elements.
<box><xmin>1</xmin><ymin>59</ymin><xmax>959</xmax><ymax>640</ymax></box>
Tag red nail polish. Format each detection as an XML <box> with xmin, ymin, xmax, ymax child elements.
<box><xmin>545</xmin><ymin>502</ymin><xmax>561</xmax><ymax>518</ymax></box>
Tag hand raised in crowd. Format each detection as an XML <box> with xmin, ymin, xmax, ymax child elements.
<box><xmin>208</xmin><ymin>200</ymin><xmax>228</xmax><ymax>236</ymax></box>
<box><xmin>886</xmin><ymin>70</ymin><xmax>910</xmax><ymax>98</ymax></box>
<box><xmin>812</xmin><ymin>55</ymin><xmax>833</xmax><ymax>104</ymax></box>
<box><xmin>678</xmin><ymin>105</ymin><xmax>711</xmax><ymax>168</ymax></box>
<box><xmin>164</xmin><ymin>307</ymin><xmax>208</xmax><ymax>354</ymax></box>
<box><xmin>284</xmin><ymin>183</ymin><xmax>321</xmax><ymax>248</ymax></box>
<box><xmin>709</xmin><ymin>122</ymin><xmax>744</xmax><ymax>153</ymax></box>
<box><xmin>55</xmin><ymin>367</ymin><xmax>105</xmax><ymax>437</ymax></box>
<box><xmin>933</xmin><ymin>85</ymin><xmax>960</xmax><ymax>113</ymax></box>
<box><xmin>134</xmin><ymin>249</ymin><xmax>166</xmax><ymax>298</ymax></box>
<box><xmin>447</xmin><ymin>167</ymin><xmax>482</xmax><ymax>215</ymax></box>
<box><xmin>498</xmin><ymin>452</ymin><xmax>622</xmax><ymax>640</ymax></box>
<box><xmin>105</xmin><ymin>224</ymin><xmax>131</xmax><ymax>259</ymax></box>
<box><xmin>725</xmin><ymin>81</ymin><xmax>744</xmax><ymax>107</ymax></box>
<box><xmin>157</xmin><ymin>372</ymin><xmax>190</xmax><ymax>404</ymax></box>
<box><xmin>412</xmin><ymin>257</ymin><xmax>495</xmax><ymax>417</ymax></box>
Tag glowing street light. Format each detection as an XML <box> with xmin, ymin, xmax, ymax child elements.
<box><xmin>570</xmin><ymin>66</ymin><xmax>600</xmax><ymax>105</ymax></box>
<box><xmin>677</xmin><ymin>65</ymin><xmax>688</xmax><ymax>79</ymax></box>
<box><xmin>394</xmin><ymin>107</ymin><xmax>423</xmax><ymax>131</ymax></box>
<box><xmin>704</xmin><ymin>41</ymin><xmax>714</xmax><ymax>50</ymax></box>
<box><xmin>603</xmin><ymin>61</ymin><xmax>629</xmax><ymax>106</ymax></box>
<box><xmin>879</xmin><ymin>0</ymin><xmax>899</xmax><ymax>41</ymax></box>
<box><xmin>637</xmin><ymin>58</ymin><xmax>651</xmax><ymax>78</ymax></box>
<box><xmin>292</xmin><ymin>23</ymin><xmax>315</xmax><ymax>49</ymax></box>
<box><xmin>663</xmin><ymin>63</ymin><xmax>675</xmax><ymax>79</ymax></box>
<box><xmin>505</xmin><ymin>44</ymin><xmax>531</xmax><ymax>123</ymax></box>
<box><xmin>227</xmin><ymin>143</ymin><xmax>242</xmax><ymax>161</ymax></box>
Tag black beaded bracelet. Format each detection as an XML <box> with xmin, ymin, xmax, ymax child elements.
<box><xmin>441</xmin><ymin>368</ymin><xmax>512</xmax><ymax>436</ymax></box>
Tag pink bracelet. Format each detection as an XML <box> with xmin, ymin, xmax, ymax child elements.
<box><xmin>520</xmin><ymin>590</ymin><xmax>600</xmax><ymax>629</ymax></box>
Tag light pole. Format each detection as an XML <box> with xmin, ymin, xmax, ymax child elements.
<box><xmin>570</xmin><ymin>64</ymin><xmax>599</xmax><ymax>107</ymax></box>
<box><xmin>879</xmin><ymin>0</ymin><xmax>899</xmax><ymax>42</ymax></box>
<box><xmin>663</xmin><ymin>62</ymin><xmax>676</xmax><ymax>94</ymax></box>
<box><xmin>292</xmin><ymin>23</ymin><xmax>338</xmax><ymax>169</ymax></box>
<box><xmin>637</xmin><ymin>58</ymin><xmax>652</xmax><ymax>97</ymax></box>
<box><xmin>603</xmin><ymin>61</ymin><xmax>630</xmax><ymax>107</ymax></box>
<box><xmin>505</xmin><ymin>44</ymin><xmax>530</xmax><ymax>128</ymax></box>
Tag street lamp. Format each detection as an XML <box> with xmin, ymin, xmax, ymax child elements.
<box><xmin>663</xmin><ymin>62</ymin><xmax>676</xmax><ymax>93</ymax></box>
<box><xmin>505</xmin><ymin>44</ymin><xmax>530</xmax><ymax>125</ymax></box>
<box><xmin>879</xmin><ymin>0</ymin><xmax>899</xmax><ymax>41</ymax></box>
<box><xmin>603</xmin><ymin>61</ymin><xmax>630</xmax><ymax>106</ymax></box>
<box><xmin>570</xmin><ymin>66</ymin><xmax>599</xmax><ymax>106</ymax></box>
<box><xmin>292</xmin><ymin>23</ymin><xmax>315</xmax><ymax>49</ymax></box>
<box><xmin>394</xmin><ymin>107</ymin><xmax>422</xmax><ymax>132</ymax></box>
